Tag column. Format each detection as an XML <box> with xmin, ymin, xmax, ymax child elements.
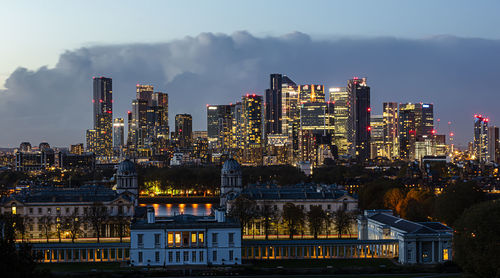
<box><xmin>431</xmin><ymin>241</ymin><xmax>435</xmax><ymax>263</ymax></box>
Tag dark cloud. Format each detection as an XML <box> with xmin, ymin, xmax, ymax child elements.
<box><xmin>1</xmin><ymin>31</ymin><xmax>499</xmax><ymax>148</ymax></box>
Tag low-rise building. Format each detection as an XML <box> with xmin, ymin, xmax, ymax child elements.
<box><xmin>358</xmin><ymin>210</ymin><xmax>453</xmax><ymax>264</ymax></box>
<box><xmin>130</xmin><ymin>207</ymin><xmax>241</xmax><ymax>266</ymax></box>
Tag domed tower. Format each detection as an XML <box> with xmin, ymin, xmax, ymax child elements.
<box><xmin>220</xmin><ymin>157</ymin><xmax>242</xmax><ymax>207</ymax></box>
<box><xmin>116</xmin><ymin>159</ymin><xmax>138</xmax><ymax>205</ymax></box>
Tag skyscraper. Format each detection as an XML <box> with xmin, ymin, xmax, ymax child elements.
<box><xmin>136</xmin><ymin>84</ymin><xmax>154</xmax><ymax>105</ymax></box>
<box><xmin>330</xmin><ymin>87</ymin><xmax>354</xmax><ymax>158</ymax></box>
<box><xmin>383</xmin><ymin>102</ymin><xmax>399</xmax><ymax>160</ymax></box>
<box><xmin>473</xmin><ymin>114</ymin><xmax>489</xmax><ymax>163</ymax></box>
<box><xmin>348</xmin><ymin>78</ymin><xmax>370</xmax><ymax>161</ymax></box>
<box><xmin>487</xmin><ymin>126</ymin><xmax>499</xmax><ymax>163</ymax></box>
<box><xmin>370</xmin><ymin>115</ymin><xmax>384</xmax><ymax>159</ymax></box>
<box><xmin>265</xmin><ymin>74</ymin><xmax>283</xmax><ymax>135</ymax></box>
<box><xmin>90</xmin><ymin>77</ymin><xmax>113</xmax><ymax>157</ymax></box>
<box><xmin>175</xmin><ymin>114</ymin><xmax>193</xmax><ymax>149</ymax></box>
<box><xmin>207</xmin><ymin>104</ymin><xmax>232</xmax><ymax>152</ymax></box>
<box><xmin>241</xmin><ymin>94</ymin><xmax>263</xmax><ymax>165</ymax></box>
<box><xmin>399</xmin><ymin>103</ymin><xmax>434</xmax><ymax>160</ymax></box>
<box><xmin>113</xmin><ymin>118</ymin><xmax>124</xmax><ymax>149</ymax></box>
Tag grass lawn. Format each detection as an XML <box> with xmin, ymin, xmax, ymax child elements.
<box><xmin>37</xmin><ymin>262</ymin><xmax>124</xmax><ymax>273</ymax></box>
<box><xmin>249</xmin><ymin>258</ymin><xmax>396</xmax><ymax>268</ymax></box>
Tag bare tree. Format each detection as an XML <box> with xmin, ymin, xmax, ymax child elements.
<box><xmin>228</xmin><ymin>195</ymin><xmax>257</xmax><ymax>236</ymax></box>
<box><xmin>84</xmin><ymin>202</ymin><xmax>109</xmax><ymax>243</ymax></box>
<box><xmin>38</xmin><ymin>215</ymin><xmax>53</xmax><ymax>243</ymax></box>
<box><xmin>13</xmin><ymin>214</ymin><xmax>33</xmax><ymax>242</ymax></box>
<box><xmin>282</xmin><ymin>203</ymin><xmax>305</xmax><ymax>239</ymax></box>
<box><xmin>332</xmin><ymin>207</ymin><xmax>355</xmax><ymax>239</ymax></box>
<box><xmin>63</xmin><ymin>211</ymin><xmax>82</xmax><ymax>243</ymax></box>
<box><xmin>258</xmin><ymin>201</ymin><xmax>278</xmax><ymax>240</ymax></box>
<box><xmin>112</xmin><ymin>208</ymin><xmax>131</xmax><ymax>243</ymax></box>
<box><xmin>307</xmin><ymin>205</ymin><xmax>326</xmax><ymax>239</ymax></box>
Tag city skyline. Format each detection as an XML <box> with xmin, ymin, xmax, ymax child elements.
<box><xmin>1</xmin><ymin>2</ymin><xmax>500</xmax><ymax>147</ymax></box>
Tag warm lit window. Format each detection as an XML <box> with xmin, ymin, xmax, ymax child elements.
<box><xmin>175</xmin><ymin>233</ymin><xmax>181</xmax><ymax>245</ymax></box>
<box><xmin>443</xmin><ymin>249</ymin><xmax>449</xmax><ymax>261</ymax></box>
<box><xmin>168</xmin><ymin>232</ymin><xmax>174</xmax><ymax>246</ymax></box>
<box><xmin>191</xmin><ymin>233</ymin><xmax>197</xmax><ymax>245</ymax></box>
<box><xmin>198</xmin><ymin>232</ymin><xmax>204</xmax><ymax>244</ymax></box>
<box><xmin>11</xmin><ymin>204</ymin><xmax>16</xmax><ymax>215</ymax></box>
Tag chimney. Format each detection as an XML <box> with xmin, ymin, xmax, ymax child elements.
<box><xmin>147</xmin><ymin>207</ymin><xmax>155</xmax><ymax>224</ymax></box>
<box><xmin>215</xmin><ymin>209</ymin><xmax>226</xmax><ymax>223</ymax></box>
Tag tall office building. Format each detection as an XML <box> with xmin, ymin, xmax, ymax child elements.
<box><xmin>282</xmin><ymin>83</ymin><xmax>300</xmax><ymax>160</ymax></box>
<box><xmin>299</xmin><ymin>84</ymin><xmax>325</xmax><ymax>104</ymax></box>
<box><xmin>136</xmin><ymin>84</ymin><xmax>154</xmax><ymax>105</ymax></box>
<box><xmin>175</xmin><ymin>114</ymin><xmax>193</xmax><ymax>149</ymax></box>
<box><xmin>399</xmin><ymin>103</ymin><xmax>434</xmax><ymax>160</ymax></box>
<box><xmin>152</xmin><ymin>91</ymin><xmax>169</xmax><ymax>139</ymax></box>
<box><xmin>348</xmin><ymin>78</ymin><xmax>370</xmax><ymax>161</ymax></box>
<box><xmin>370</xmin><ymin>115</ymin><xmax>385</xmax><ymax>159</ymax></box>
<box><xmin>113</xmin><ymin>118</ymin><xmax>125</xmax><ymax>149</ymax></box>
<box><xmin>488</xmin><ymin>126</ymin><xmax>499</xmax><ymax>163</ymax></box>
<box><xmin>90</xmin><ymin>77</ymin><xmax>113</xmax><ymax>157</ymax></box>
<box><xmin>86</xmin><ymin>129</ymin><xmax>98</xmax><ymax>154</ymax></box>
<box><xmin>70</xmin><ymin>143</ymin><xmax>84</xmax><ymax>155</ymax></box>
<box><xmin>383</xmin><ymin>102</ymin><xmax>399</xmax><ymax>159</ymax></box>
<box><xmin>473</xmin><ymin>114</ymin><xmax>489</xmax><ymax>163</ymax></box>
<box><xmin>241</xmin><ymin>94</ymin><xmax>263</xmax><ymax>165</ymax></box>
<box><xmin>330</xmin><ymin>87</ymin><xmax>354</xmax><ymax>158</ymax></box>
<box><xmin>207</xmin><ymin>105</ymin><xmax>232</xmax><ymax>152</ymax></box>
<box><xmin>265</xmin><ymin>74</ymin><xmax>283</xmax><ymax>135</ymax></box>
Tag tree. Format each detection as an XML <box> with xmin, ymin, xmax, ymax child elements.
<box><xmin>434</xmin><ymin>181</ymin><xmax>485</xmax><ymax>226</ymax></box>
<box><xmin>85</xmin><ymin>202</ymin><xmax>109</xmax><ymax>243</ymax></box>
<box><xmin>332</xmin><ymin>207</ymin><xmax>355</xmax><ymax>238</ymax></box>
<box><xmin>397</xmin><ymin>188</ymin><xmax>434</xmax><ymax>222</ymax></box>
<box><xmin>0</xmin><ymin>213</ymin><xmax>38</xmax><ymax>278</ymax></box>
<box><xmin>63</xmin><ymin>211</ymin><xmax>82</xmax><ymax>243</ymax></box>
<box><xmin>55</xmin><ymin>217</ymin><xmax>64</xmax><ymax>243</ymax></box>
<box><xmin>258</xmin><ymin>201</ymin><xmax>278</xmax><ymax>240</ymax></box>
<box><xmin>112</xmin><ymin>209</ymin><xmax>131</xmax><ymax>243</ymax></box>
<box><xmin>454</xmin><ymin>200</ymin><xmax>500</xmax><ymax>278</ymax></box>
<box><xmin>13</xmin><ymin>214</ymin><xmax>32</xmax><ymax>242</ymax></box>
<box><xmin>38</xmin><ymin>215</ymin><xmax>53</xmax><ymax>243</ymax></box>
<box><xmin>282</xmin><ymin>203</ymin><xmax>305</xmax><ymax>239</ymax></box>
<box><xmin>228</xmin><ymin>195</ymin><xmax>256</xmax><ymax>236</ymax></box>
<box><xmin>307</xmin><ymin>205</ymin><xmax>326</xmax><ymax>239</ymax></box>
<box><xmin>383</xmin><ymin>188</ymin><xmax>405</xmax><ymax>212</ymax></box>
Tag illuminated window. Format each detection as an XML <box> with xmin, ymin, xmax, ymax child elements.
<box><xmin>198</xmin><ymin>232</ymin><xmax>204</xmax><ymax>244</ymax></box>
<box><xmin>443</xmin><ymin>249</ymin><xmax>449</xmax><ymax>260</ymax></box>
<box><xmin>191</xmin><ymin>233</ymin><xmax>197</xmax><ymax>245</ymax></box>
<box><xmin>11</xmin><ymin>204</ymin><xmax>16</xmax><ymax>215</ymax></box>
<box><xmin>175</xmin><ymin>233</ymin><xmax>181</xmax><ymax>245</ymax></box>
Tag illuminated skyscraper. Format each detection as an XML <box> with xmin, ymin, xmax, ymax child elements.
<box><xmin>282</xmin><ymin>83</ymin><xmax>300</xmax><ymax>160</ymax></box>
<box><xmin>383</xmin><ymin>102</ymin><xmax>399</xmax><ymax>159</ymax></box>
<box><xmin>399</xmin><ymin>103</ymin><xmax>434</xmax><ymax>160</ymax></box>
<box><xmin>488</xmin><ymin>126</ymin><xmax>499</xmax><ymax>163</ymax></box>
<box><xmin>299</xmin><ymin>84</ymin><xmax>325</xmax><ymax>104</ymax></box>
<box><xmin>348</xmin><ymin>78</ymin><xmax>370</xmax><ymax>161</ymax></box>
<box><xmin>265</xmin><ymin>74</ymin><xmax>283</xmax><ymax>135</ymax></box>
<box><xmin>175</xmin><ymin>114</ymin><xmax>193</xmax><ymax>149</ymax></box>
<box><xmin>473</xmin><ymin>114</ymin><xmax>489</xmax><ymax>163</ymax></box>
<box><xmin>91</xmin><ymin>77</ymin><xmax>113</xmax><ymax>157</ymax></box>
<box><xmin>330</xmin><ymin>87</ymin><xmax>354</xmax><ymax>158</ymax></box>
<box><xmin>70</xmin><ymin>143</ymin><xmax>84</xmax><ymax>155</ymax></box>
<box><xmin>370</xmin><ymin>115</ymin><xmax>384</xmax><ymax>159</ymax></box>
<box><xmin>136</xmin><ymin>84</ymin><xmax>154</xmax><ymax>105</ymax></box>
<box><xmin>113</xmin><ymin>118</ymin><xmax>124</xmax><ymax>149</ymax></box>
<box><xmin>86</xmin><ymin>129</ymin><xmax>98</xmax><ymax>154</ymax></box>
<box><xmin>152</xmin><ymin>91</ymin><xmax>169</xmax><ymax>140</ymax></box>
<box><xmin>207</xmin><ymin>104</ymin><xmax>232</xmax><ymax>152</ymax></box>
<box><xmin>240</xmin><ymin>94</ymin><xmax>263</xmax><ymax>165</ymax></box>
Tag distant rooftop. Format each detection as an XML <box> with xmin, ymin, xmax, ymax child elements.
<box><xmin>242</xmin><ymin>183</ymin><xmax>356</xmax><ymax>201</ymax></box>
<box><xmin>367</xmin><ymin>212</ymin><xmax>452</xmax><ymax>235</ymax></box>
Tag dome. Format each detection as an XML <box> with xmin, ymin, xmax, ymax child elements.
<box><xmin>222</xmin><ymin>158</ymin><xmax>241</xmax><ymax>173</ymax></box>
<box><xmin>118</xmin><ymin>159</ymin><xmax>136</xmax><ymax>175</ymax></box>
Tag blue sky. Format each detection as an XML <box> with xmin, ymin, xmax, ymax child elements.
<box><xmin>0</xmin><ymin>0</ymin><xmax>499</xmax><ymax>147</ymax></box>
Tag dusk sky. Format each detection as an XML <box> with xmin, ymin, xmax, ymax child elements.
<box><xmin>1</xmin><ymin>0</ymin><xmax>499</xmax><ymax>148</ymax></box>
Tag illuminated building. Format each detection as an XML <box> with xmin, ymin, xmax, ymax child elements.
<box><xmin>19</xmin><ymin>142</ymin><xmax>32</xmax><ymax>152</ymax></box>
<box><xmin>434</xmin><ymin>134</ymin><xmax>447</xmax><ymax>156</ymax></box>
<box><xmin>15</xmin><ymin>142</ymin><xmax>55</xmax><ymax>171</ymax></box>
<box><xmin>473</xmin><ymin>114</ymin><xmax>489</xmax><ymax>163</ymax></box>
<box><xmin>175</xmin><ymin>114</ymin><xmax>193</xmax><ymax>149</ymax></box>
<box><xmin>383</xmin><ymin>102</ymin><xmax>399</xmax><ymax>159</ymax></box>
<box><xmin>113</xmin><ymin>118</ymin><xmax>125</xmax><ymax>150</ymax></box>
<box><xmin>136</xmin><ymin>84</ymin><xmax>154</xmax><ymax>105</ymax></box>
<box><xmin>264</xmin><ymin>134</ymin><xmax>291</xmax><ymax>165</ymax></box>
<box><xmin>488</xmin><ymin>126</ymin><xmax>499</xmax><ymax>163</ymax></box>
<box><xmin>330</xmin><ymin>87</ymin><xmax>354</xmax><ymax>158</ymax></box>
<box><xmin>348</xmin><ymin>78</ymin><xmax>370</xmax><ymax>161</ymax></box>
<box><xmin>399</xmin><ymin>103</ymin><xmax>434</xmax><ymax>161</ymax></box>
<box><xmin>241</xmin><ymin>94</ymin><xmax>263</xmax><ymax>165</ymax></box>
<box><xmin>414</xmin><ymin>135</ymin><xmax>436</xmax><ymax>161</ymax></box>
<box><xmin>299</xmin><ymin>84</ymin><xmax>325</xmax><ymax>104</ymax></box>
<box><xmin>91</xmin><ymin>77</ymin><xmax>113</xmax><ymax>157</ymax></box>
<box><xmin>86</xmin><ymin>129</ymin><xmax>98</xmax><ymax>154</ymax></box>
<box><xmin>207</xmin><ymin>105</ymin><xmax>232</xmax><ymax>152</ymax></box>
<box><xmin>129</xmin><ymin>99</ymin><xmax>148</xmax><ymax>154</ymax></box>
<box><xmin>265</xmin><ymin>74</ymin><xmax>282</xmax><ymax>135</ymax></box>
<box><xmin>70</xmin><ymin>143</ymin><xmax>84</xmax><ymax>155</ymax></box>
<box><xmin>281</xmin><ymin>84</ymin><xmax>300</xmax><ymax>161</ymax></box>
<box><xmin>152</xmin><ymin>91</ymin><xmax>169</xmax><ymax>140</ymax></box>
<box><xmin>230</xmin><ymin>102</ymin><xmax>244</xmax><ymax>153</ymax></box>
<box><xmin>192</xmin><ymin>131</ymin><xmax>208</xmax><ymax>139</ymax></box>
<box><xmin>192</xmin><ymin>137</ymin><xmax>209</xmax><ymax>163</ymax></box>
<box><xmin>370</xmin><ymin>115</ymin><xmax>385</xmax><ymax>159</ymax></box>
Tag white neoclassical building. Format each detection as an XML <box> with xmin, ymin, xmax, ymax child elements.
<box><xmin>358</xmin><ymin>210</ymin><xmax>453</xmax><ymax>264</ymax></box>
<box><xmin>130</xmin><ymin>207</ymin><xmax>241</xmax><ymax>266</ymax></box>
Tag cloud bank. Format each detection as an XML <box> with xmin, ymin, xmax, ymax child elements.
<box><xmin>1</xmin><ymin>31</ymin><xmax>499</xmax><ymax>147</ymax></box>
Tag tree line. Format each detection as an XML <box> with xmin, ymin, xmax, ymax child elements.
<box><xmin>4</xmin><ymin>202</ymin><xmax>131</xmax><ymax>243</ymax></box>
<box><xmin>228</xmin><ymin>195</ymin><xmax>357</xmax><ymax>239</ymax></box>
